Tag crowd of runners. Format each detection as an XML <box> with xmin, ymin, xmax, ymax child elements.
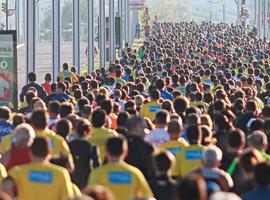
<box><xmin>0</xmin><ymin>21</ymin><xmax>270</xmax><ymax>200</ymax></box>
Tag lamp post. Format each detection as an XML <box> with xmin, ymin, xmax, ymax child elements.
<box><xmin>99</xmin><ymin>0</ymin><xmax>106</xmax><ymax>69</ymax></box>
<box><xmin>109</xmin><ymin>0</ymin><xmax>115</xmax><ymax>61</ymax></box>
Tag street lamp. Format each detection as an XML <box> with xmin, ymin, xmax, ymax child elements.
<box><xmin>1</xmin><ymin>1</ymin><xmax>16</xmax><ymax>30</ymax></box>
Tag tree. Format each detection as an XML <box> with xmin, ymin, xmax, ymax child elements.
<box><xmin>149</xmin><ymin>0</ymin><xmax>192</xmax><ymax>22</ymax></box>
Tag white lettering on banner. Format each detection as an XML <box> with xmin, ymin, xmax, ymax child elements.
<box><xmin>0</xmin><ymin>59</ymin><xmax>8</xmax><ymax>69</ymax></box>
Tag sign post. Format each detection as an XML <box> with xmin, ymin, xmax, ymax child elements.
<box><xmin>0</xmin><ymin>31</ymin><xmax>17</xmax><ymax>110</ymax></box>
<box><xmin>129</xmin><ymin>0</ymin><xmax>145</xmax><ymax>10</ymax></box>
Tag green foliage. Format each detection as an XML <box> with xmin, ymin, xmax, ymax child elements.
<box><xmin>149</xmin><ymin>0</ymin><xmax>192</xmax><ymax>22</ymax></box>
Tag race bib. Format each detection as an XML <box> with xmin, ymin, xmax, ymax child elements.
<box><xmin>149</xmin><ymin>105</ymin><xmax>161</xmax><ymax>113</ymax></box>
<box><xmin>63</xmin><ymin>72</ymin><xmax>70</xmax><ymax>77</ymax></box>
<box><xmin>179</xmin><ymin>87</ymin><xmax>186</xmax><ymax>93</ymax></box>
<box><xmin>204</xmin><ymin>80</ymin><xmax>213</xmax><ymax>85</ymax></box>
<box><xmin>185</xmin><ymin>150</ymin><xmax>202</xmax><ymax>160</ymax></box>
<box><xmin>109</xmin><ymin>172</ymin><xmax>132</xmax><ymax>184</ymax></box>
<box><xmin>29</xmin><ymin>171</ymin><xmax>53</xmax><ymax>183</ymax></box>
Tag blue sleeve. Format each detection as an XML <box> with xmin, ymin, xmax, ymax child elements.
<box><xmin>40</xmin><ymin>86</ymin><xmax>48</xmax><ymax>100</ymax></box>
<box><xmin>19</xmin><ymin>85</ymin><xmax>28</xmax><ymax>102</ymax></box>
<box><xmin>169</xmin><ymin>93</ymin><xmax>173</xmax><ymax>100</ymax></box>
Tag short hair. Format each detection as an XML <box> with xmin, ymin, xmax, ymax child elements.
<box><xmin>31</xmin><ymin>109</ymin><xmax>48</xmax><ymax>130</ymax></box>
<box><xmin>150</xmin><ymin>89</ymin><xmax>160</xmax><ymax>100</ymax></box>
<box><xmin>28</xmin><ymin>72</ymin><xmax>36</xmax><ymax>82</ymax></box>
<box><xmin>51</xmin><ymin>83</ymin><xmax>57</xmax><ymax>93</ymax></box>
<box><xmin>44</xmin><ymin>73</ymin><xmax>52</xmax><ymax>81</ymax></box>
<box><xmin>228</xmin><ymin>129</ymin><xmax>245</xmax><ymax>148</ymax></box>
<box><xmin>74</xmin><ymin>89</ymin><xmax>82</xmax><ymax>100</ymax></box>
<box><xmin>0</xmin><ymin>106</ymin><xmax>11</xmax><ymax>120</ymax></box>
<box><xmin>155</xmin><ymin>79</ymin><xmax>165</xmax><ymax>89</ymax></box>
<box><xmin>186</xmin><ymin>113</ymin><xmax>200</xmax><ymax>126</ymax></box>
<box><xmin>70</xmin><ymin>66</ymin><xmax>76</xmax><ymax>73</ymax></box>
<box><xmin>176</xmin><ymin>174</ymin><xmax>207</xmax><ymax>200</ymax></box>
<box><xmin>91</xmin><ymin>109</ymin><xmax>106</xmax><ymax>127</ymax></box>
<box><xmin>201</xmin><ymin>125</ymin><xmax>213</xmax><ymax>146</ymax></box>
<box><xmin>106</xmin><ymin>136</ymin><xmax>127</xmax><ymax>157</ymax></box>
<box><xmin>155</xmin><ymin>151</ymin><xmax>174</xmax><ymax>172</ymax></box>
<box><xmin>12</xmin><ymin>113</ymin><xmax>25</xmax><ymax>127</ymax></box>
<box><xmin>48</xmin><ymin>100</ymin><xmax>61</xmax><ymax>114</ymax></box>
<box><xmin>126</xmin><ymin>116</ymin><xmax>146</xmax><ymax>132</ymax></box>
<box><xmin>239</xmin><ymin>148</ymin><xmax>263</xmax><ymax>173</ymax></box>
<box><xmin>155</xmin><ymin>110</ymin><xmax>169</xmax><ymax>125</ymax></box>
<box><xmin>186</xmin><ymin>125</ymin><xmax>202</xmax><ymax>143</ymax></box>
<box><xmin>33</xmin><ymin>100</ymin><xmax>47</xmax><ymax>111</ymax></box>
<box><xmin>56</xmin><ymin>119</ymin><xmax>72</xmax><ymax>138</ymax></box>
<box><xmin>76</xmin><ymin>118</ymin><xmax>91</xmax><ymax>137</ymax></box>
<box><xmin>60</xmin><ymin>102</ymin><xmax>74</xmax><ymax>118</ymax></box>
<box><xmin>117</xmin><ymin>112</ymin><xmax>130</xmax><ymax>127</ymax></box>
<box><xmin>84</xmin><ymin>185</ymin><xmax>114</xmax><ymax>200</ymax></box>
<box><xmin>162</xmin><ymin>100</ymin><xmax>173</xmax><ymax>112</ymax></box>
<box><xmin>249</xmin><ymin>118</ymin><xmax>264</xmax><ymax>133</ymax></box>
<box><xmin>25</xmin><ymin>91</ymin><xmax>37</xmax><ymax>105</ymax></box>
<box><xmin>57</xmin><ymin>82</ymin><xmax>66</xmax><ymax>92</ymax></box>
<box><xmin>247</xmin><ymin>131</ymin><xmax>268</xmax><ymax>151</ymax></box>
<box><xmin>173</xmin><ymin>96</ymin><xmax>189</xmax><ymax>113</ymax></box>
<box><xmin>81</xmin><ymin>105</ymin><xmax>92</xmax><ymax>119</ymax></box>
<box><xmin>134</xmin><ymin>95</ymin><xmax>144</xmax><ymax>106</ymax></box>
<box><xmin>167</xmin><ymin>119</ymin><xmax>182</xmax><ymax>135</ymax></box>
<box><xmin>100</xmin><ymin>99</ymin><xmax>113</xmax><ymax>115</ymax></box>
<box><xmin>95</xmin><ymin>94</ymin><xmax>106</xmax><ymax>106</ymax></box>
<box><xmin>67</xmin><ymin>114</ymin><xmax>80</xmax><ymax>129</ymax></box>
<box><xmin>246</xmin><ymin>100</ymin><xmax>257</xmax><ymax>112</ymax></box>
<box><xmin>214</xmin><ymin>100</ymin><xmax>226</xmax><ymax>112</ymax></box>
<box><xmin>124</xmin><ymin>100</ymin><xmax>135</xmax><ymax>110</ymax></box>
<box><xmin>31</xmin><ymin>137</ymin><xmax>50</xmax><ymax>158</ymax></box>
<box><xmin>255</xmin><ymin>162</ymin><xmax>270</xmax><ymax>186</ymax></box>
<box><xmin>14</xmin><ymin>123</ymin><xmax>35</xmax><ymax>146</ymax></box>
<box><xmin>78</xmin><ymin>98</ymin><xmax>90</xmax><ymax>111</ymax></box>
<box><xmin>202</xmin><ymin>146</ymin><xmax>222</xmax><ymax>166</ymax></box>
<box><xmin>262</xmin><ymin>105</ymin><xmax>270</xmax><ymax>118</ymax></box>
<box><xmin>63</xmin><ymin>63</ymin><xmax>69</xmax><ymax>70</ymax></box>
<box><xmin>201</xmin><ymin>114</ymin><xmax>213</xmax><ymax>129</ymax></box>
<box><xmin>30</xmin><ymin>97</ymin><xmax>42</xmax><ymax>110</ymax></box>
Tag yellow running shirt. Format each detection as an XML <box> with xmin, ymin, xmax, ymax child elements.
<box><xmin>9</xmin><ymin>162</ymin><xmax>75</xmax><ymax>200</ymax></box>
<box><xmin>173</xmin><ymin>144</ymin><xmax>205</xmax><ymax>177</ymax></box>
<box><xmin>58</xmin><ymin>70</ymin><xmax>78</xmax><ymax>83</ymax></box>
<box><xmin>89</xmin><ymin>127</ymin><xmax>118</xmax><ymax>162</ymax></box>
<box><xmin>0</xmin><ymin>163</ymin><xmax>7</xmax><ymax>181</ymax></box>
<box><xmin>159</xmin><ymin>138</ymin><xmax>189</xmax><ymax>156</ymax></box>
<box><xmin>175</xmin><ymin>85</ymin><xmax>187</xmax><ymax>95</ymax></box>
<box><xmin>88</xmin><ymin>161</ymin><xmax>153</xmax><ymax>200</ymax></box>
<box><xmin>0</xmin><ymin>133</ymin><xmax>14</xmax><ymax>154</ymax></box>
<box><xmin>139</xmin><ymin>102</ymin><xmax>161</xmax><ymax>122</ymax></box>
<box><xmin>36</xmin><ymin>129</ymin><xmax>73</xmax><ymax>165</ymax></box>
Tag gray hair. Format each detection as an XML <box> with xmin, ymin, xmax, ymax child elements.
<box><xmin>248</xmin><ymin>130</ymin><xmax>268</xmax><ymax>151</ymax></box>
<box><xmin>202</xmin><ymin>146</ymin><xmax>223</xmax><ymax>166</ymax></box>
<box><xmin>14</xmin><ymin>123</ymin><xmax>36</xmax><ymax>146</ymax></box>
<box><xmin>33</xmin><ymin>100</ymin><xmax>47</xmax><ymax>111</ymax></box>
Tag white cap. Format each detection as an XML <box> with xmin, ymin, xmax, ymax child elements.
<box><xmin>202</xmin><ymin>146</ymin><xmax>223</xmax><ymax>165</ymax></box>
<box><xmin>210</xmin><ymin>192</ymin><xmax>241</xmax><ymax>200</ymax></box>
